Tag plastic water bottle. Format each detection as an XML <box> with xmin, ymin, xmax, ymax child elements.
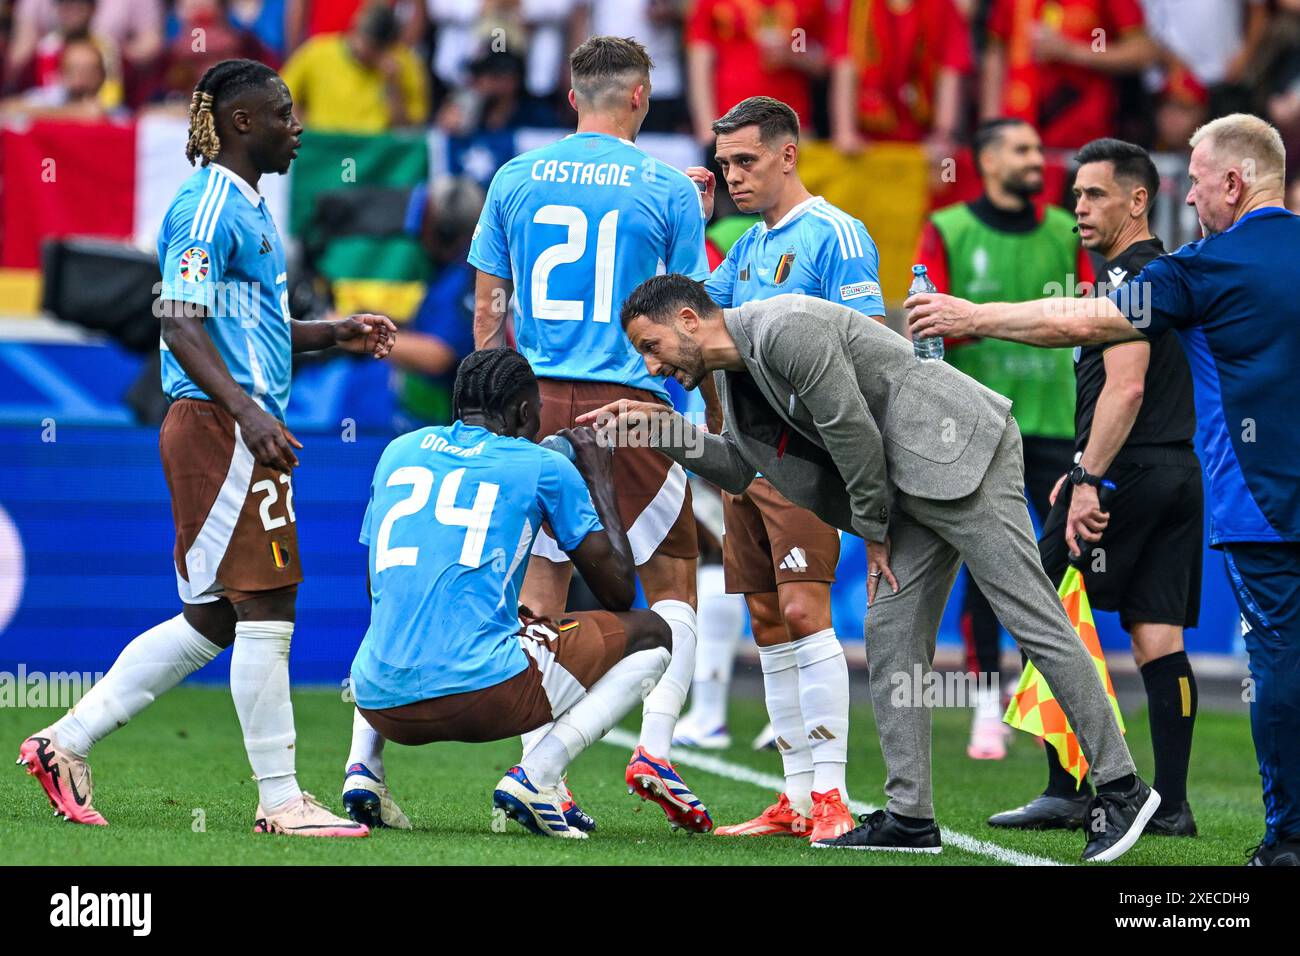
<box><xmin>539</xmin><ymin>434</ymin><xmax>576</xmax><ymax>462</ymax></box>
<box><xmin>909</xmin><ymin>264</ymin><xmax>944</xmax><ymax>361</ymax></box>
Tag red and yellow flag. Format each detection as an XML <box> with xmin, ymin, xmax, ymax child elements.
<box><xmin>1003</xmin><ymin>566</ymin><xmax>1125</xmax><ymax>786</ymax></box>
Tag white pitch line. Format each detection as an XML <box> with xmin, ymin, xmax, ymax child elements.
<box><xmin>602</xmin><ymin>727</ymin><xmax>1064</xmax><ymax>866</ymax></box>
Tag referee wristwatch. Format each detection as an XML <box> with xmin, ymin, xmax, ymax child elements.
<box><xmin>1068</xmin><ymin>464</ymin><xmax>1105</xmax><ymax>489</ymax></box>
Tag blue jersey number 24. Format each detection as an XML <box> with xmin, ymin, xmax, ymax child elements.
<box><xmin>374</xmin><ymin>466</ymin><xmax>499</xmax><ymax>571</ymax></box>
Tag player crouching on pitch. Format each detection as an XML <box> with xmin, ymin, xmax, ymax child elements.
<box><xmin>343</xmin><ymin>349</ymin><xmax>675</xmax><ymax>839</ymax></box>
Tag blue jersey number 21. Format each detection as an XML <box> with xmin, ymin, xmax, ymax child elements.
<box><xmin>530</xmin><ymin>205</ymin><xmax>618</xmax><ymax>324</ymax></box>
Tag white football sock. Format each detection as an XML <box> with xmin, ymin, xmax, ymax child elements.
<box><xmin>687</xmin><ymin>566</ymin><xmax>745</xmax><ymax>730</ymax></box>
<box><xmin>523</xmin><ymin>645</ymin><xmax>672</xmax><ymax>788</ymax></box>
<box><xmin>795</xmin><ymin>628</ymin><xmax>850</xmax><ymax>798</ymax></box>
<box><xmin>346</xmin><ymin>708</ymin><xmax>385</xmax><ymax>780</ymax></box>
<box><xmin>519</xmin><ymin>724</ymin><xmax>552</xmax><ymax>762</ymax></box>
<box><xmin>758</xmin><ymin>641</ymin><xmax>814</xmax><ymax>816</ymax></box>
<box><xmin>231</xmin><ymin>620</ymin><xmax>301</xmax><ymax>810</ymax></box>
<box><xmin>974</xmin><ymin>684</ymin><xmax>1002</xmax><ymax>721</ymax></box>
<box><xmin>639</xmin><ymin>600</ymin><xmax>697</xmax><ymax>759</ymax></box>
<box><xmin>52</xmin><ymin>614</ymin><xmax>222</xmax><ymax>758</ymax></box>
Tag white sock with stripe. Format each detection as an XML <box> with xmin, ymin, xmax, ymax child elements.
<box><xmin>638</xmin><ymin>600</ymin><xmax>697</xmax><ymax>759</ymax></box>
<box><xmin>758</xmin><ymin>641</ymin><xmax>814</xmax><ymax>816</ymax></box>
<box><xmin>231</xmin><ymin>620</ymin><xmax>301</xmax><ymax>811</ymax></box>
<box><xmin>51</xmin><ymin>614</ymin><xmax>222</xmax><ymax>758</ymax></box>
<box><xmin>521</xmin><ymin>646</ymin><xmax>672</xmax><ymax>789</ymax></box>
<box><xmin>346</xmin><ymin>708</ymin><xmax>386</xmax><ymax>781</ymax></box>
<box><xmin>795</xmin><ymin>628</ymin><xmax>850</xmax><ymax>798</ymax></box>
<box><xmin>687</xmin><ymin>566</ymin><xmax>745</xmax><ymax>732</ymax></box>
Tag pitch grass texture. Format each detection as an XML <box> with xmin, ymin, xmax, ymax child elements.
<box><xmin>0</xmin><ymin>686</ymin><xmax>1263</xmax><ymax>866</ymax></box>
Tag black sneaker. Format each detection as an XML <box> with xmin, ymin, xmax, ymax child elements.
<box><xmin>812</xmin><ymin>809</ymin><xmax>942</xmax><ymax>854</ymax></box>
<box><xmin>987</xmin><ymin>793</ymin><xmax>1091</xmax><ymax>830</ymax></box>
<box><xmin>1145</xmin><ymin>799</ymin><xmax>1197</xmax><ymax>837</ymax></box>
<box><xmin>1081</xmin><ymin>776</ymin><xmax>1160</xmax><ymax>863</ymax></box>
<box><xmin>1246</xmin><ymin>837</ymin><xmax>1300</xmax><ymax>866</ymax></box>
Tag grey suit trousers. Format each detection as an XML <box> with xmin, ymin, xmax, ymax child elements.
<box><xmin>865</xmin><ymin>416</ymin><xmax>1135</xmax><ymax>818</ymax></box>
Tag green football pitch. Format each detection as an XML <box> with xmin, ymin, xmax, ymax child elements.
<box><xmin>0</xmin><ymin>685</ymin><xmax>1263</xmax><ymax>866</ymax></box>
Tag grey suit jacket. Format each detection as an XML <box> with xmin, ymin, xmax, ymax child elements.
<box><xmin>655</xmin><ymin>295</ymin><xmax>1013</xmax><ymax>543</ymax></box>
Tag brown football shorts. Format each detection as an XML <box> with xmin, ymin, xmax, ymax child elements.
<box><xmin>722</xmin><ymin>477</ymin><xmax>841</xmax><ymax>594</ymax></box>
<box><xmin>530</xmin><ymin>378</ymin><xmax>697</xmax><ymax>565</ymax></box>
<box><xmin>160</xmin><ymin>398</ymin><xmax>303</xmax><ymax>604</ymax></box>
<box><xmin>358</xmin><ymin>610</ymin><xmax>629</xmax><ymax>746</ymax></box>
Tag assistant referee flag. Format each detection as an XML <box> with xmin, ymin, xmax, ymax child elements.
<box><xmin>1004</xmin><ymin>567</ymin><xmax>1126</xmax><ymax>785</ymax></box>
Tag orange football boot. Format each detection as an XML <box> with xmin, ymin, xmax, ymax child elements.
<box><xmin>714</xmin><ymin>792</ymin><xmax>812</xmax><ymax>837</ymax></box>
<box><xmin>808</xmin><ymin>788</ymin><xmax>854</xmax><ymax>843</ymax></box>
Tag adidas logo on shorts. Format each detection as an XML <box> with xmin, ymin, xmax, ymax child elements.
<box><xmin>779</xmin><ymin>548</ymin><xmax>808</xmax><ymax>573</ymax></box>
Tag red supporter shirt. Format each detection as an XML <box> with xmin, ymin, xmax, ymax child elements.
<box><xmin>988</xmin><ymin>0</ymin><xmax>1145</xmax><ymax>149</ymax></box>
<box><xmin>830</xmin><ymin>0</ymin><xmax>973</xmax><ymax>142</ymax></box>
<box><xmin>308</xmin><ymin>0</ymin><xmax>365</xmax><ymax>37</ymax></box>
<box><xmin>686</xmin><ymin>0</ymin><xmax>827</xmax><ymax>131</ymax></box>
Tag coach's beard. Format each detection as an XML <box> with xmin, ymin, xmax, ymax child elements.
<box><xmin>672</xmin><ymin>336</ymin><xmax>707</xmax><ymax>391</ymax></box>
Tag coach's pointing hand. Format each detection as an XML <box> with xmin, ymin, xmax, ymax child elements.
<box><xmin>905</xmin><ymin>292</ymin><xmax>979</xmax><ymax>341</ymax></box>
<box><xmin>575</xmin><ymin>398</ymin><xmax>675</xmax><ymax>444</ymax></box>
<box><xmin>238</xmin><ymin>405</ymin><xmax>302</xmax><ymax>474</ymax></box>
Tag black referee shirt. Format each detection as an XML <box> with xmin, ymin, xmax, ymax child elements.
<box><xmin>1074</xmin><ymin>237</ymin><xmax>1196</xmax><ymax>454</ymax></box>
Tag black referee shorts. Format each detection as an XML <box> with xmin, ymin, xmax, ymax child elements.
<box><xmin>1039</xmin><ymin>445</ymin><xmax>1203</xmax><ymax>631</ymax></box>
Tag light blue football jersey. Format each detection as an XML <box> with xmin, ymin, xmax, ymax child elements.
<box><xmin>157</xmin><ymin>164</ymin><xmax>293</xmax><ymax>420</ymax></box>
<box><xmin>468</xmin><ymin>132</ymin><xmax>710</xmax><ymax>399</ymax></box>
<box><xmin>705</xmin><ymin>196</ymin><xmax>885</xmax><ymax>316</ymax></box>
<box><xmin>351</xmin><ymin>421</ymin><xmax>603</xmax><ymax>709</ymax></box>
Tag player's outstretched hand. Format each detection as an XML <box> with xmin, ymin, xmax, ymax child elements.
<box><xmin>685</xmin><ymin>166</ymin><xmax>715</xmax><ymax>220</ymax></box>
<box><xmin>905</xmin><ymin>292</ymin><xmax>978</xmax><ymax>341</ymax></box>
<box><xmin>239</xmin><ymin>405</ymin><xmax>302</xmax><ymax>474</ymax></box>
<box><xmin>334</xmin><ymin>313</ymin><xmax>397</xmax><ymax>359</ymax></box>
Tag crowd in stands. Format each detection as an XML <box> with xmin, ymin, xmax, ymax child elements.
<box><xmin>2</xmin><ymin>1</ymin><xmax>1299</xmax><ymax>428</ymax></box>
<box><xmin>0</xmin><ymin>1</ymin><xmax>1295</xmax><ymax>177</ymax></box>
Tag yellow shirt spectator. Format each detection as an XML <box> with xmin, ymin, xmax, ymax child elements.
<box><xmin>283</xmin><ymin>33</ymin><xmax>429</xmax><ymax>134</ymax></box>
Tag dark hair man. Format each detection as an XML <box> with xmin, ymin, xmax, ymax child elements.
<box><xmin>344</xmin><ymin>349</ymin><xmax>673</xmax><ymax>839</ymax></box>
<box><xmin>987</xmin><ymin>138</ymin><xmax>1202</xmax><ymax>836</ymax></box>
<box><xmin>909</xmin><ymin>113</ymin><xmax>1300</xmax><ymax>866</ymax></box>
<box><xmin>18</xmin><ymin>59</ymin><xmax>397</xmax><ymax>837</ymax></box>
<box><xmin>581</xmin><ymin>274</ymin><xmax>1157</xmax><ymax>863</ymax></box>
<box><xmin>468</xmin><ymin>35</ymin><xmax>714</xmax><ymax>833</ymax></box>
<box><xmin>683</xmin><ymin>95</ymin><xmax>885</xmax><ymax>844</ymax></box>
